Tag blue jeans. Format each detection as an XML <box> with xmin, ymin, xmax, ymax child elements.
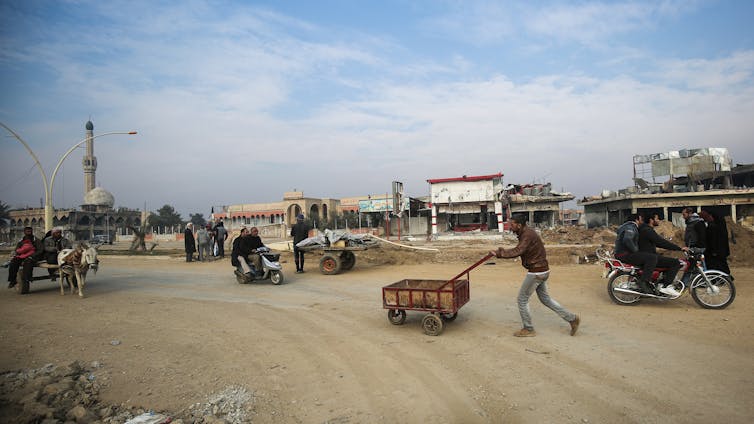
<box><xmin>517</xmin><ymin>271</ymin><xmax>576</xmax><ymax>330</ymax></box>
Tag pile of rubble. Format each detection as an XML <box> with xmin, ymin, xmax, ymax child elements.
<box><xmin>0</xmin><ymin>362</ymin><xmax>253</xmax><ymax>424</ymax></box>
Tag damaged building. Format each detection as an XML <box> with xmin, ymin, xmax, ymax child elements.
<box><xmin>427</xmin><ymin>173</ymin><xmax>575</xmax><ymax>233</ymax></box>
<box><xmin>580</xmin><ymin>148</ymin><xmax>754</xmax><ymax>228</ymax></box>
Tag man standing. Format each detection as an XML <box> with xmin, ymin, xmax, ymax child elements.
<box><xmin>196</xmin><ymin>225</ymin><xmax>211</xmax><ymax>262</ymax></box>
<box><xmin>214</xmin><ymin>221</ymin><xmax>228</xmax><ymax>259</ymax></box>
<box><xmin>638</xmin><ymin>213</ymin><xmax>687</xmax><ymax>296</ymax></box>
<box><xmin>490</xmin><ymin>215</ymin><xmax>580</xmax><ymax>337</ymax></box>
<box><xmin>291</xmin><ymin>214</ymin><xmax>310</xmax><ymax>273</ymax></box>
<box><xmin>682</xmin><ymin>207</ymin><xmax>707</xmax><ymax>249</ymax></box>
<box><xmin>43</xmin><ymin>227</ymin><xmax>72</xmax><ymax>280</ymax></box>
<box><xmin>184</xmin><ymin>223</ymin><xmax>196</xmax><ymax>262</ymax></box>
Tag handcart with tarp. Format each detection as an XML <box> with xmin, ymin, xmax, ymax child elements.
<box><xmin>382</xmin><ymin>253</ymin><xmax>494</xmax><ymax>336</ymax></box>
<box><xmin>296</xmin><ymin>229</ymin><xmax>378</xmax><ymax>275</ymax></box>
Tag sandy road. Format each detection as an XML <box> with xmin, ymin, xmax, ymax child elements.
<box><xmin>1</xmin><ymin>254</ymin><xmax>753</xmax><ymax>423</ymax></box>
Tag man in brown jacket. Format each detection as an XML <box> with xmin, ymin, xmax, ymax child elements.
<box><xmin>490</xmin><ymin>215</ymin><xmax>580</xmax><ymax>337</ymax></box>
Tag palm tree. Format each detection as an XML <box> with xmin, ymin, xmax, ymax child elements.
<box><xmin>0</xmin><ymin>200</ymin><xmax>10</xmax><ymax>228</ymax></box>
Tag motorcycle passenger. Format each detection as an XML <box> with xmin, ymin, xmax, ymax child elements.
<box><xmin>638</xmin><ymin>213</ymin><xmax>687</xmax><ymax>296</ymax></box>
<box><xmin>241</xmin><ymin>227</ymin><xmax>265</xmax><ymax>276</ymax></box>
<box><xmin>43</xmin><ymin>227</ymin><xmax>72</xmax><ymax>281</ymax></box>
<box><xmin>231</xmin><ymin>227</ymin><xmax>253</xmax><ymax>276</ymax></box>
<box><xmin>614</xmin><ymin>214</ymin><xmax>658</xmax><ymax>295</ymax></box>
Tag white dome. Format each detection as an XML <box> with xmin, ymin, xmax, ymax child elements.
<box><xmin>84</xmin><ymin>187</ymin><xmax>115</xmax><ymax>208</ymax></box>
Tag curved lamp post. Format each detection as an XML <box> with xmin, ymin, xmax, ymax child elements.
<box><xmin>1</xmin><ymin>122</ymin><xmax>137</xmax><ymax>232</ymax></box>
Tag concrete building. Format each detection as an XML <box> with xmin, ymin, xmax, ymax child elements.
<box><xmin>8</xmin><ymin>121</ymin><xmax>142</xmax><ymax>241</ymax></box>
<box><xmin>427</xmin><ymin>173</ymin><xmax>574</xmax><ymax>234</ymax></box>
<box><xmin>580</xmin><ymin>148</ymin><xmax>754</xmax><ymax>227</ymax></box>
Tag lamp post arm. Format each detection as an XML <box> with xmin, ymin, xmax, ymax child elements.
<box><xmin>49</xmin><ymin>131</ymin><xmax>137</xmax><ymax>201</ymax></box>
<box><xmin>1</xmin><ymin>122</ymin><xmax>51</xmax><ymax>206</ymax></box>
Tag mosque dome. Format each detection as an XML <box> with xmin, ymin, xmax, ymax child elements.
<box><xmin>86</xmin><ymin>120</ymin><xmax>94</xmax><ymax>131</ymax></box>
<box><xmin>83</xmin><ymin>187</ymin><xmax>114</xmax><ymax>208</ymax></box>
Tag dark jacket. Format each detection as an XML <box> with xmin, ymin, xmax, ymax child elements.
<box><xmin>231</xmin><ymin>236</ymin><xmax>243</xmax><ymax>267</ymax></box>
<box><xmin>614</xmin><ymin>221</ymin><xmax>639</xmax><ymax>256</ymax></box>
<box><xmin>684</xmin><ymin>215</ymin><xmax>707</xmax><ymax>248</ymax></box>
<box><xmin>638</xmin><ymin>224</ymin><xmax>682</xmax><ymax>254</ymax></box>
<box><xmin>499</xmin><ymin>226</ymin><xmax>549</xmax><ymax>272</ymax></box>
<box><xmin>240</xmin><ymin>235</ymin><xmax>264</xmax><ymax>256</ymax></box>
<box><xmin>291</xmin><ymin>222</ymin><xmax>311</xmax><ymax>244</ymax></box>
<box><xmin>184</xmin><ymin>228</ymin><xmax>196</xmax><ymax>253</ymax></box>
<box><xmin>705</xmin><ymin>218</ymin><xmax>730</xmax><ymax>258</ymax></box>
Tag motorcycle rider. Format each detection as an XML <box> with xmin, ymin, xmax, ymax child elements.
<box><xmin>638</xmin><ymin>213</ymin><xmax>687</xmax><ymax>296</ymax></box>
<box><xmin>614</xmin><ymin>214</ymin><xmax>658</xmax><ymax>295</ymax></box>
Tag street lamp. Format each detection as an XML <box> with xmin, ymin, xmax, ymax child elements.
<box><xmin>1</xmin><ymin>122</ymin><xmax>137</xmax><ymax>232</ymax></box>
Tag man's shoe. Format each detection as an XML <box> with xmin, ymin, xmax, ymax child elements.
<box><xmin>296</xmin><ymin>269</ymin><xmax>303</xmax><ymax>274</ymax></box>
<box><xmin>658</xmin><ymin>285</ymin><xmax>681</xmax><ymax>297</ymax></box>
<box><xmin>569</xmin><ymin>315</ymin><xmax>580</xmax><ymax>336</ymax></box>
<box><xmin>513</xmin><ymin>328</ymin><xmax>536</xmax><ymax>337</ymax></box>
<box><xmin>7</xmin><ymin>281</ymin><xmax>16</xmax><ymax>289</ymax></box>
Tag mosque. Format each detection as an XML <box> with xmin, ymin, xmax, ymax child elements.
<box><xmin>7</xmin><ymin>121</ymin><xmax>143</xmax><ymax>241</ymax></box>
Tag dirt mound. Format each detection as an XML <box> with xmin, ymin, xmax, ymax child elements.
<box><xmin>539</xmin><ymin>226</ymin><xmax>613</xmax><ymax>245</ymax></box>
<box><xmin>0</xmin><ymin>362</ymin><xmax>254</xmax><ymax>424</ymax></box>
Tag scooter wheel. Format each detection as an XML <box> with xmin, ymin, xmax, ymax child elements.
<box><xmin>270</xmin><ymin>271</ymin><xmax>284</xmax><ymax>285</ymax></box>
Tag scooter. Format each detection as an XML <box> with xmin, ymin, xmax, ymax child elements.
<box><xmin>234</xmin><ymin>247</ymin><xmax>284</xmax><ymax>285</ymax></box>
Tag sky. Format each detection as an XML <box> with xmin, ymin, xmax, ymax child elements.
<box><xmin>2</xmin><ymin>0</ymin><xmax>754</xmax><ymax>219</ymax></box>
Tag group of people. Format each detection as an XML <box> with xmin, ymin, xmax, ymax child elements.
<box><xmin>184</xmin><ymin>214</ymin><xmax>313</xmax><ymax>276</ymax></box>
<box><xmin>184</xmin><ymin>221</ymin><xmax>229</xmax><ymax>262</ymax></box>
<box><xmin>614</xmin><ymin>207</ymin><xmax>732</xmax><ymax>296</ymax></box>
<box><xmin>5</xmin><ymin>226</ymin><xmax>72</xmax><ymax>289</ymax></box>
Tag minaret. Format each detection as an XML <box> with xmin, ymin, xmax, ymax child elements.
<box><xmin>82</xmin><ymin>120</ymin><xmax>97</xmax><ymax>196</ymax></box>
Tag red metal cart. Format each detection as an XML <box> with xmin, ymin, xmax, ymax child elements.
<box><xmin>382</xmin><ymin>253</ymin><xmax>494</xmax><ymax>336</ymax></box>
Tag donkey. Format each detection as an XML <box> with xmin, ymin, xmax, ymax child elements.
<box><xmin>57</xmin><ymin>243</ymin><xmax>99</xmax><ymax>297</ymax></box>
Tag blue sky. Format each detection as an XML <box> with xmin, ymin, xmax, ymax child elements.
<box><xmin>2</xmin><ymin>0</ymin><xmax>753</xmax><ymax>219</ymax></box>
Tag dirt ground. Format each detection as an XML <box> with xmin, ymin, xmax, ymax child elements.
<box><xmin>1</xmin><ymin>239</ymin><xmax>753</xmax><ymax>423</ymax></box>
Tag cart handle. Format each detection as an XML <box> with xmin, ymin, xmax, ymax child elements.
<box><xmin>445</xmin><ymin>253</ymin><xmax>495</xmax><ymax>285</ymax></box>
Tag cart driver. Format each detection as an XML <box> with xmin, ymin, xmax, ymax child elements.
<box><xmin>43</xmin><ymin>227</ymin><xmax>72</xmax><ymax>281</ymax></box>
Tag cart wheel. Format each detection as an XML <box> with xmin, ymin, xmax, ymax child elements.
<box><xmin>440</xmin><ymin>312</ymin><xmax>457</xmax><ymax>322</ymax></box>
<box><xmin>341</xmin><ymin>251</ymin><xmax>356</xmax><ymax>271</ymax></box>
<box><xmin>319</xmin><ymin>255</ymin><xmax>341</xmax><ymax>275</ymax></box>
<box><xmin>16</xmin><ymin>273</ymin><xmax>29</xmax><ymax>295</ymax></box>
<box><xmin>421</xmin><ymin>314</ymin><xmax>444</xmax><ymax>336</ymax></box>
<box><xmin>388</xmin><ymin>309</ymin><xmax>406</xmax><ymax>325</ymax></box>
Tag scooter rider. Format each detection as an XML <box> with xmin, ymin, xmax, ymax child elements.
<box><xmin>241</xmin><ymin>227</ymin><xmax>265</xmax><ymax>276</ymax></box>
<box><xmin>614</xmin><ymin>214</ymin><xmax>658</xmax><ymax>295</ymax></box>
<box><xmin>638</xmin><ymin>213</ymin><xmax>688</xmax><ymax>296</ymax></box>
<box><xmin>231</xmin><ymin>227</ymin><xmax>253</xmax><ymax>276</ymax></box>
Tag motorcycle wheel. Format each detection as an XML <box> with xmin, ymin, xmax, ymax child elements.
<box><xmin>690</xmin><ymin>271</ymin><xmax>735</xmax><ymax>309</ymax></box>
<box><xmin>270</xmin><ymin>270</ymin><xmax>284</xmax><ymax>285</ymax></box>
<box><xmin>607</xmin><ymin>272</ymin><xmax>642</xmax><ymax>305</ymax></box>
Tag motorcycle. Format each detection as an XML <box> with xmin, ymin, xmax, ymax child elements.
<box><xmin>599</xmin><ymin>247</ymin><xmax>735</xmax><ymax>309</ymax></box>
<box><xmin>234</xmin><ymin>247</ymin><xmax>284</xmax><ymax>285</ymax></box>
